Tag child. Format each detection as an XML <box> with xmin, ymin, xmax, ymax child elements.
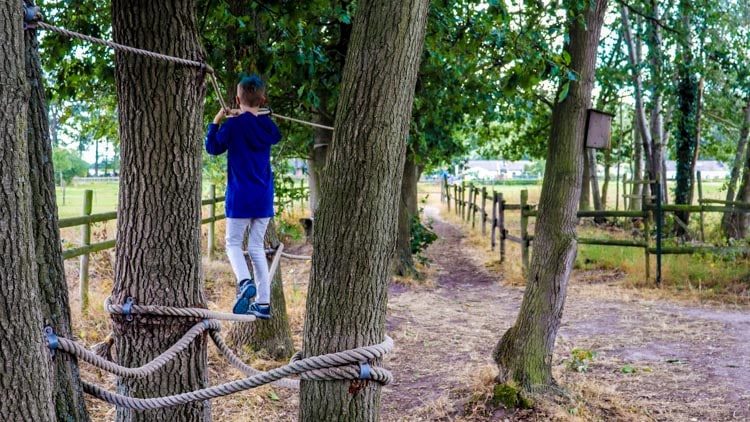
<box><xmin>205</xmin><ymin>75</ymin><xmax>281</xmax><ymax>319</ymax></box>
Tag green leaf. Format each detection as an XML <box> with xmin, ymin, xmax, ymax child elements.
<box><xmin>620</xmin><ymin>365</ymin><xmax>636</xmax><ymax>374</ymax></box>
<box><xmin>557</xmin><ymin>81</ymin><xmax>570</xmax><ymax>103</ymax></box>
<box><xmin>267</xmin><ymin>390</ymin><xmax>279</xmax><ymax>401</ymax></box>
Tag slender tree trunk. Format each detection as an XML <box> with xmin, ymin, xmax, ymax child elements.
<box><xmin>602</xmin><ymin>148</ymin><xmax>611</xmax><ymax>210</ymax></box>
<box><xmin>300</xmin><ymin>0</ymin><xmax>429</xmax><ymax>419</ymax></box>
<box><xmin>493</xmin><ymin>0</ymin><xmax>608</xmax><ymax>391</ymax></box>
<box><xmin>25</xmin><ymin>1</ymin><xmax>89</xmax><ymax>418</ymax></box>
<box><xmin>110</xmin><ymin>1</ymin><xmax>209</xmax><ymax>421</ymax></box>
<box><xmin>0</xmin><ymin>2</ymin><xmax>56</xmax><ymax>419</ymax></box>
<box><xmin>395</xmin><ymin>150</ymin><xmax>420</xmax><ymax>277</ymax></box>
<box><xmin>308</xmin><ymin>121</ymin><xmax>333</xmax><ymax>215</ymax></box>
<box><xmin>631</xmin><ymin>126</ymin><xmax>644</xmax><ymax>211</ymax></box>
<box><xmin>721</xmin><ymin>98</ymin><xmax>750</xmax><ymax>238</ymax></box>
<box><xmin>579</xmin><ymin>150</ymin><xmax>591</xmax><ymax>211</ymax></box>
<box><xmin>228</xmin><ymin>220</ymin><xmax>294</xmax><ymax>359</ymax></box>
<box><xmin>589</xmin><ymin>149</ymin><xmax>603</xmax><ymax>212</ymax></box>
<box><xmin>621</xmin><ymin>7</ymin><xmax>655</xmax><ymax>196</ymax></box>
<box><xmin>646</xmin><ymin>0</ymin><xmax>667</xmax><ymax>203</ymax></box>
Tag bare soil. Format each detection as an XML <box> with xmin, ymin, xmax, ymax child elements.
<box><xmin>381</xmin><ymin>207</ymin><xmax>750</xmax><ymax>421</ymax></box>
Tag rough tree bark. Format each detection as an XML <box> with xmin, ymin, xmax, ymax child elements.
<box><xmin>110</xmin><ymin>1</ymin><xmax>209</xmax><ymax>420</ymax></box>
<box><xmin>646</xmin><ymin>0</ymin><xmax>667</xmax><ymax>203</ymax></box>
<box><xmin>730</xmin><ymin>133</ymin><xmax>750</xmax><ymax>238</ymax></box>
<box><xmin>227</xmin><ymin>219</ymin><xmax>294</xmax><ymax>359</ymax></box>
<box><xmin>493</xmin><ymin>0</ymin><xmax>608</xmax><ymax>391</ymax></box>
<box><xmin>299</xmin><ymin>0</ymin><xmax>429</xmax><ymax>419</ymax></box>
<box><xmin>721</xmin><ymin>99</ymin><xmax>750</xmax><ymax>239</ymax></box>
<box><xmin>0</xmin><ymin>2</ymin><xmax>56</xmax><ymax>419</ymax></box>
<box><xmin>25</xmin><ymin>1</ymin><xmax>89</xmax><ymax>419</ymax></box>
<box><xmin>579</xmin><ymin>151</ymin><xmax>591</xmax><ymax>211</ymax></box>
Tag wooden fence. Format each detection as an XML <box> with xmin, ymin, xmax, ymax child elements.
<box><xmin>60</xmin><ymin>182</ymin><xmax>308</xmax><ymax>312</ymax></box>
<box><xmin>441</xmin><ymin>175</ymin><xmax>750</xmax><ymax>284</ymax></box>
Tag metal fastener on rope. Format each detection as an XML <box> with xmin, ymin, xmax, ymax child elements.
<box><xmin>358</xmin><ymin>362</ymin><xmax>372</xmax><ymax>380</ymax></box>
<box><xmin>123</xmin><ymin>297</ymin><xmax>134</xmax><ymax>322</ymax></box>
<box><xmin>23</xmin><ymin>4</ymin><xmax>40</xmax><ymax>29</ymax></box>
<box><xmin>45</xmin><ymin>326</ymin><xmax>59</xmax><ymax>357</ymax></box>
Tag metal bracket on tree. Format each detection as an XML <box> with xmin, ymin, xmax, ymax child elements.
<box><xmin>44</xmin><ymin>326</ymin><xmax>59</xmax><ymax>358</ymax></box>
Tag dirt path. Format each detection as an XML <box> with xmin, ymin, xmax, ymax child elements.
<box><xmin>382</xmin><ymin>207</ymin><xmax>750</xmax><ymax>421</ymax></box>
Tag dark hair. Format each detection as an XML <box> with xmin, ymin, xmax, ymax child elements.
<box><xmin>237</xmin><ymin>75</ymin><xmax>266</xmax><ymax>107</ymax></box>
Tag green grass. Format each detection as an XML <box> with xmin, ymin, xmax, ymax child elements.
<box><xmin>56</xmin><ymin>182</ymin><xmax>119</xmax><ymax>218</ymax></box>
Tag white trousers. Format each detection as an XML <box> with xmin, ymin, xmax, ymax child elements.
<box><xmin>225</xmin><ymin>217</ymin><xmax>271</xmax><ymax>304</ymax></box>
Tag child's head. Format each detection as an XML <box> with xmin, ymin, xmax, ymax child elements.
<box><xmin>236</xmin><ymin>75</ymin><xmax>266</xmax><ymax>107</ymax></box>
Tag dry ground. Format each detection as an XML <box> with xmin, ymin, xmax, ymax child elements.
<box><xmin>68</xmin><ymin>205</ymin><xmax>750</xmax><ymax>421</ymax></box>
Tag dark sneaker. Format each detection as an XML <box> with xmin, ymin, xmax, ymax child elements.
<box><xmin>232</xmin><ymin>278</ymin><xmax>256</xmax><ymax>314</ymax></box>
<box><xmin>248</xmin><ymin>303</ymin><xmax>271</xmax><ymax>320</ymax></box>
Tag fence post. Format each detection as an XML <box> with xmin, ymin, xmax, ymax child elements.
<box><xmin>643</xmin><ymin>211</ymin><xmax>650</xmax><ymax>282</ymax></box>
<box><xmin>491</xmin><ymin>191</ymin><xmax>497</xmax><ymax>251</ymax></box>
<box><xmin>499</xmin><ymin>193</ymin><xmax>506</xmax><ymax>264</ymax></box>
<box><xmin>208</xmin><ymin>184</ymin><xmax>216</xmax><ymax>261</ymax></box>
<box><xmin>520</xmin><ymin>189</ymin><xmax>529</xmax><ymax>275</ymax></box>
<box><xmin>468</xmin><ymin>184</ymin><xmax>475</xmax><ymax>225</ymax></box>
<box><xmin>481</xmin><ymin>187</ymin><xmax>487</xmax><ymax>236</ymax></box>
<box><xmin>471</xmin><ymin>186</ymin><xmax>478</xmax><ymax>228</ymax></box>
<box><xmin>446</xmin><ymin>180</ymin><xmax>451</xmax><ymax>212</ymax></box>
<box><xmin>79</xmin><ymin>189</ymin><xmax>93</xmax><ymax>313</ymax></box>
<box><xmin>453</xmin><ymin>184</ymin><xmax>458</xmax><ymax>215</ymax></box>
<box><xmin>460</xmin><ymin>183</ymin><xmax>466</xmax><ymax>220</ymax></box>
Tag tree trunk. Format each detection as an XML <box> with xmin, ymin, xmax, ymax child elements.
<box><xmin>0</xmin><ymin>2</ymin><xmax>56</xmax><ymax>419</ymax></box>
<box><xmin>646</xmin><ymin>0</ymin><xmax>667</xmax><ymax>203</ymax></box>
<box><xmin>602</xmin><ymin>148</ymin><xmax>611</xmax><ymax>210</ymax></box>
<box><xmin>110</xmin><ymin>1</ymin><xmax>209</xmax><ymax>421</ymax></box>
<box><xmin>395</xmin><ymin>150</ymin><xmax>420</xmax><ymax>277</ymax></box>
<box><xmin>25</xmin><ymin>1</ymin><xmax>89</xmax><ymax>418</ymax></box>
<box><xmin>308</xmin><ymin>121</ymin><xmax>333</xmax><ymax>215</ymax></box>
<box><xmin>300</xmin><ymin>0</ymin><xmax>429</xmax><ymax>419</ymax></box>
<box><xmin>621</xmin><ymin>7</ymin><xmax>655</xmax><ymax>196</ymax></box>
<box><xmin>227</xmin><ymin>220</ymin><xmax>294</xmax><ymax>359</ymax></box>
<box><xmin>589</xmin><ymin>149</ymin><xmax>603</xmax><ymax>212</ymax></box>
<box><xmin>630</xmin><ymin>126</ymin><xmax>644</xmax><ymax>211</ymax></box>
<box><xmin>579</xmin><ymin>150</ymin><xmax>591</xmax><ymax>211</ymax></box>
<box><xmin>673</xmin><ymin>0</ymin><xmax>699</xmax><ymax>235</ymax></box>
<box><xmin>721</xmin><ymin>98</ymin><xmax>750</xmax><ymax>238</ymax></box>
<box><xmin>493</xmin><ymin>0</ymin><xmax>608</xmax><ymax>391</ymax></box>
<box><xmin>730</xmin><ymin>132</ymin><xmax>750</xmax><ymax>239</ymax></box>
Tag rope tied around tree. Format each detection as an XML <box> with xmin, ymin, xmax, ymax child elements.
<box><xmin>45</xmin><ymin>313</ymin><xmax>393</xmax><ymax>409</ymax></box>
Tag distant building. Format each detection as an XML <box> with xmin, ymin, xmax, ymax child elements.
<box><xmin>665</xmin><ymin>160</ymin><xmax>729</xmax><ymax>180</ymax></box>
<box><xmin>463</xmin><ymin>160</ymin><xmax>535</xmax><ymax>181</ymax></box>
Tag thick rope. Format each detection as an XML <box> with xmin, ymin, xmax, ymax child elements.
<box><xmin>258</xmin><ymin>108</ymin><xmax>334</xmax><ymax>131</ymax></box>
<box><xmin>280</xmin><ymin>252</ymin><xmax>312</xmax><ymax>260</ymax></box>
<box><xmin>104</xmin><ymin>296</ymin><xmax>257</xmax><ymax>322</ymax></box>
<box><xmin>80</xmin><ymin>336</ymin><xmax>393</xmax><ymax>410</ymax></box>
<box><xmin>58</xmin><ymin>320</ymin><xmax>219</xmax><ymax>378</ymax></box>
<box><xmin>35</xmin><ymin>22</ymin><xmax>213</xmax><ymax>73</ymax></box>
<box><xmin>267</xmin><ymin>242</ymin><xmax>284</xmax><ymax>281</ymax></box>
<box><xmin>207</xmin><ymin>330</ymin><xmax>300</xmax><ymax>390</ymax></box>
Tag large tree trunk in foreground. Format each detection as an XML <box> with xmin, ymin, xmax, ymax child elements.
<box><xmin>111</xmin><ymin>1</ymin><xmax>209</xmax><ymax>420</ymax></box>
<box><xmin>0</xmin><ymin>2</ymin><xmax>56</xmax><ymax>419</ymax></box>
<box><xmin>228</xmin><ymin>220</ymin><xmax>294</xmax><ymax>359</ymax></box>
<box><xmin>493</xmin><ymin>0</ymin><xmax>607</xmax><ymax>391</ymax></box>
<box><xmin>395</xmin><ymin>150</ymin><xmax>420</xmax><ymax>277</ymax></box>
<box><xmin>25</xmin><ymin>1</ymin><xmax>89</xmax><ymax>418</ymax></box>
<box><xmin>721</xmin><ymin>99</ymin><xmax>750</xmax><ymax>239</ymax></box>
<box><xmin>300</xmin><ymin>0</ymin><xmax>429</xmax><ymax>419</ymax></box>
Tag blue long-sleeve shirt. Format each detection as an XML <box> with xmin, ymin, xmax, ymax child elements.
<box><xmin>205</xmin><ymin>112</ymin><xmax>282</xmax><ymax>218</ymax></box>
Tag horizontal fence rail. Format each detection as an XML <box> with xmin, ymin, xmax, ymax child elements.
<box><xmin>442</xmin><ymin>172</ymin><xmax>750</xmax><ymax>285</ymax></box>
